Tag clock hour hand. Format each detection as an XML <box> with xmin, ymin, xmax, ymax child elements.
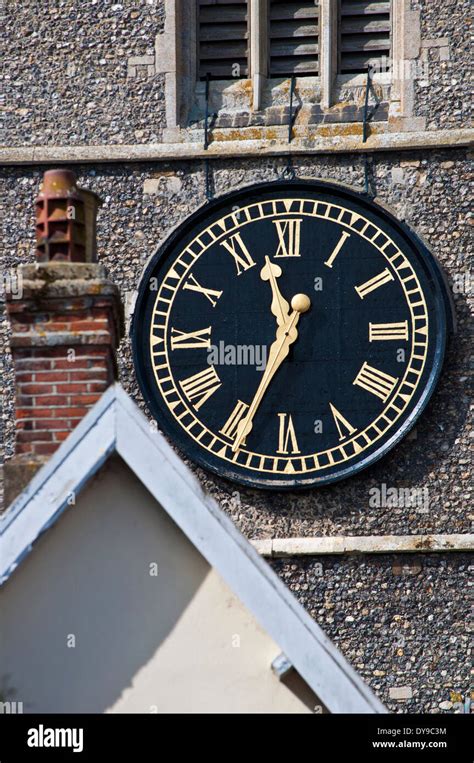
<box><xmin>232</xmin><ymin>293</ymin><xmax>311</xmax><ymax>452</ymax></box>
<box><xmin>260</xmin><ymin>256</ymin><xmax>291</xmax><ymax>327</ymax></box>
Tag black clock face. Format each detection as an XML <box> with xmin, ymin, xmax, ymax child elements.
<box><xmin>132</xmin><ymin>179</ymin><xmax>451</xmax><ymax>489</ymax></box>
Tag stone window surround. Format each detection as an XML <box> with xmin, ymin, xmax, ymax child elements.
<box><xmin>155</xmin><ymin>0</ymin><xmax>425</xmax><ymax>140</ymax></box>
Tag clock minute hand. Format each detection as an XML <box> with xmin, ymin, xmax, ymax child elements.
<box><xmin>232</xmin><ymin>315</ymin><xmax>298</xmax><ymax>452</ymax></box>
<box><xmin>232</xmin><ymin>293</ymin><xmax>311</xmax><ymax>452</ymax></box>
<box><xmin>260</xmin><ymin>256</ymin><xmax>291</xmax><ymax>326</ymax></box>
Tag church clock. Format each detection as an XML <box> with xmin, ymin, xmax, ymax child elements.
<box><xmin>132</xmin><ymin>179</ymin><xmax>452</xmax><ymax>489</ymax></box>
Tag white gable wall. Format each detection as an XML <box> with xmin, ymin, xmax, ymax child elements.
<box><xmin>0</xmin><ymin>456</ymin><xmax>316</xmax><ymax>713</ymax></box>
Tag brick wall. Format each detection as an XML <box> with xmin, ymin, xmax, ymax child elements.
<box><xmin>4</xmin><ymin>262</ymin><xmax>124</xmax><ymax>501</ymax></box>
<box><xmin>13</xmin><ymin>347</ymin><xmax>112</xmax><ymax>458</ymax></box>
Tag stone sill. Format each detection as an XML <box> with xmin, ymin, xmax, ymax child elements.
<box><xmin>1</xmin><ymin>128</ymin><xmax>472</xmax><ymax>165</ymax></box>
<box><xmin>252</xmin><ymin>534</ymin><xmax>474</xmax><ymax>557</ymax></box>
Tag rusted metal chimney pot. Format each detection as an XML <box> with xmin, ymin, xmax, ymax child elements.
<box><xmin>39</xmin><ymin>169</ymin><xmax>79</xmax><ymax>197</ymax></box>
<box><xmin>35</xmin><ymin>168</ymin><xmax>103</xmax><ymax>263</ymax></box>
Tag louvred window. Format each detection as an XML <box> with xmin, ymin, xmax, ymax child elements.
<box><xmin>269</xmin><ymin>0</ymin><xmax>319</xmax><ymax>77</ymax></box>
<box><xmin>198</xmin><ymin>0</ymin><xmax>249</xmax><ymax>79</ymax></box>
<box><xmin>339</xmin><ymin>0</ymin><xmax>391</xmax><ymax>74</ymax></box>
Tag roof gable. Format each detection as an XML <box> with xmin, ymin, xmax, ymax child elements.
<box><xmin>0</xmin><ymin>384</ymin><xmax>386</xmax><ymax>714</ymax></box>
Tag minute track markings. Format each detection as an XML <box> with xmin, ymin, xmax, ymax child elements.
<box><xmin>149</xmin><ymin>197</ymin><xmax>429</xmax><ymax>475</ymax></box>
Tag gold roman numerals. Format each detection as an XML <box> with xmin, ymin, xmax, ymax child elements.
<box><xmin>355</xmin><ymin>268</ymin><xmax>394</xmax><ymax>299</ymax></box>
<box><xmin>329</xmin><ymin>403</ymin><xmax>357</xmax><ymax>441</ymax></box>
<box><xmin>277</xmin><ymin>413</ymin><xmax>300</xmax><ymax>454</ymax></box>
<box><xmin>179</xmin><ymin>366</ymin><xmax>222</xmax><ymax>410</ymax></box>
<box><xmin>171</xmin><ymin>326</ymin><xmax>212</xmax><ymax>350</ymax></box>
<box><xmin>183</xmin><ymin>273</ymin><xmax>223</xmax><ymax>307</ymax></box>
<box><xmin>273</xmin><ymin>218</ymin><xmax>302</xmax><ymax>257</ymax></box>
<box><xmin>369</xmin><ymin>321</ymin><xmax>409</xmax><ymax>342</ymax></box>
<box><xmin>220</xmin><ymin>400</ymin><xmax>250</xmax><ymax>444</ymax></box>
<box><xmin>147</xmin><ymin>195</ymin><xmax>431</xmax><ymax>481</ymax></box>
<box><xmin>220</xmin><ymin>233</ymin><xmax>256</xmax><ymax>275</ymax></box>
<box><xmin>353</xmin><ymin>362</ymin><xmax>398</xmax><ymax>402</ymax></box>
<box><xmin>324</xmin><ymin>231</ymin><xmax>351</xmax><ymax>268</ymax></box>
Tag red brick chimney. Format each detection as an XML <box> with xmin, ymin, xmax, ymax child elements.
<box><xmin>4</xmin><ymin>170</ymin><xmax>124</xmax><ymax>506</ymax></box>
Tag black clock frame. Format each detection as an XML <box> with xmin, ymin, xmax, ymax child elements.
<box><xmin>131</xmin><ymin>178</ymin><xmax>453</xmax><ymax>491</ymax></box>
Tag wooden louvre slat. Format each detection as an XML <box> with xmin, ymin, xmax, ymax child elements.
<box><xmin>340</xmin><ymin>1</ymin><xmax>390</xmax><ymax>14</ymax></box>
<box><xmin>270</xmin><ymin>4</ymin><xmax>319</xmax><ymax>21</ymax></box>
<box><xmin>340</xmin><ymin>18</ymin><xmax>390</xmax><ymax>34</ymax></box>
<box><xmin>269</xmin><ymin>0</ymin><xmax>319</xmax><ymax>77</ymax></box>
<box><xmin>339</xmin><ymin>0</ymin><xmax>391</xmax><ymax>74</ymax></box>
<box><xmin>198</xmin><ymin>1</ymin><xmax>248</xmax><ymax>79</ymax></box>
